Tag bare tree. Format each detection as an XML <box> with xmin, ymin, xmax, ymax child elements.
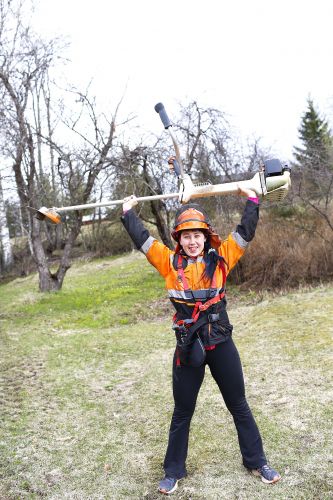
<box><xmin>109</xmin><ymin>141</ymin><xmax>175</xmax><ymax>248</ymax></box>
<box><xmin>0</xmin><ymin>0</ymin><xmax>121</xmax><ymax>290</ymax></box>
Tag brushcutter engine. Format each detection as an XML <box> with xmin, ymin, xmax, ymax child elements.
<box><xmin>263</xmin><ymin>159</ymin><xmax>291</xmax><ymax>202</ymax></box>
<box><xmin>177</xmin><ymin>159</ymin><xmax>291</xmax><ymax>204</ymax></box>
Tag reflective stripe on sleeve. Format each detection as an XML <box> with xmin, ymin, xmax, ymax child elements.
<box><xmin>231</xmin><ymin>231</ymin><xmax>248</xmax><ymax>249</ymax></box>
<box><xmin>140</xmin><ymin>236</ymin><xmax>156</xmax><ymax>254</ymax></box>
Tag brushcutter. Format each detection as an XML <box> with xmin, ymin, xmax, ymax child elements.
<box><xmin>32</xmin><ymin>103</ymin><xmax>291</xmax><ymax>224</ymax></box>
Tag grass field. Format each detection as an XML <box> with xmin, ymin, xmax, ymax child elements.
<box><xmin>0</xmin><ymin>253</ymin><xmax>332</xmax><ymax>499</ymax></box>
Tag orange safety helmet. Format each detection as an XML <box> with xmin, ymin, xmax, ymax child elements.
<box><xmin>172</xmin><ymin>203</ymin><xmax>222</xmax><ymax>249</ymax></box>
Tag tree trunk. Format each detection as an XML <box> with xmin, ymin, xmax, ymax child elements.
<box><xmin>55</xmin><ymin>222</ymin><xmax>82</xmax><ymax>287</ymax></box>
<box><xmin>30</xmin><ymin>217</ymin><xmax>57</xmax><ymax>291</ymax></box>
<box><xmin>0</xmin><ymin>174</ymin><xmax>13</xmax><ymax>270</ymax></box>
<box><xmin>31</xmin><ymin>217</ymin><xmax>82</xmax><ymax>292</ymax></box>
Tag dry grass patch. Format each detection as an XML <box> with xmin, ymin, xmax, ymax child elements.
<box><xmin>0</xmin><ymin>257</ymin><xmax>332</xmax><ymax>499</ymax></box>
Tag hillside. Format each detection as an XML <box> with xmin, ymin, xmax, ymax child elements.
<box><xmin>0</xmin><ymin>253</ymin><xmax>332</xmax><ymax>499</ymax></box>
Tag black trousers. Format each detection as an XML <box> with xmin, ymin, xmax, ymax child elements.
<box><xmin>163</xmin><ymin>337</ymin><xmax>267</xmax><ymax>479</ymax></box>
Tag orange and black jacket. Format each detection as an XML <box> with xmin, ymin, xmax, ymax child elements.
<box><xmin>121</xmin><ymin>200</ymin><xmax>259</xmax><ymax>347</ymax></box>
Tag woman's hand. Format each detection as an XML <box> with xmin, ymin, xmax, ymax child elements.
<box><xmin>123</xmin><ymin>195</ymin><xmax>138</xmax><ymax>212</ymax></box>
<box><xmin>237</xmin><ymin>185</ymin><xmax>257</xmax><ymax>198</ymax></box>
<box><xmin>167</xmin><ymin>155</ymin><xmax>176</xmax><ymax>174</ymax></box>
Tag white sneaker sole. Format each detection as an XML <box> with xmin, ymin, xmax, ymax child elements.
<box><xmin>158</xmin><ymin>480</ymin><xmax>178</xmax><ymax>495</ymax></box>
<box><xmin>251</xmin><ymin>469</ymin><xmax>281</xmax><ymax>484</ymax></box>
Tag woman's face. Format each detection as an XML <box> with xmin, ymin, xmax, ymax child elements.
<box><xmin>179</xmin><ymin>229</ymin><xmax>206</xmax><ymax>258</ymax></box>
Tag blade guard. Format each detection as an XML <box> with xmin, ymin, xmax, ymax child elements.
<box><xmin>35</xmin><ymin>206</ymin><xmax>61</xmax><ymax>224</ymax></box>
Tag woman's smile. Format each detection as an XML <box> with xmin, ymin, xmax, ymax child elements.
<box><xmin>179</xmin><ymin>230</ymin><xmax>206</xmax><ymax>257</ymax></box>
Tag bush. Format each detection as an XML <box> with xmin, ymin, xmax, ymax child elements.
<box><xmin>230</xmin><ymin>216</ymin><xmax>333</xmax><ymax>289</ymax></box>
<box><xmin>80</xmin><ymin>221</ymin><xmax>134</xmax><ymax>256</ymax></box>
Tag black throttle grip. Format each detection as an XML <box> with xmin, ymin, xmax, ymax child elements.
<box><xmin>154</xmin><ymin>102</ymin><xmax>172</xmax><ymax>129</ymax></box>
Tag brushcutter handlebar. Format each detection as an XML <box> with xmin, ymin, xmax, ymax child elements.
<box><xmin>155</xmin><ymin>101</ymin><xmax>185</xmax><ymax>179</ymax></box>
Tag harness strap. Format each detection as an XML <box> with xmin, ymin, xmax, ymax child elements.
<box><xmin>219</xmin><ymin>258</ymin><xmax>226</xmax><ymax>287</ymax></box>
<box><xmin>177</xmin><ymin>254</ymin><xmax>190</xmax><ymax>291</ymax></box>
<box><xmin>176</xmin><ymin>347</ymin><xmax>181</xmax><ymax>367</ymax></box>
<box><xmin>175</xmin><ymin>253</ymin><xmax>226</xmax><ymax>326</ymax></box>
<box><xmin>191</xmin><ymin>292</ymin><xmax>225</xmax><ymax>323</ymax></box>
<box><xmin>177</xmin><ymin>254</ymin><xmax>220</xmax><ymax>293</ymax></box>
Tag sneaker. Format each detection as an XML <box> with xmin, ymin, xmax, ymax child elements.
<box><xmin>158</xmin><ymin>476</ymin><xmax>179</xmax><ymax>495</ymax></box>
<box><xmin>251</xmin><ymin>464</ymin><xmax>281</xmax><ymax>484</ymax></box>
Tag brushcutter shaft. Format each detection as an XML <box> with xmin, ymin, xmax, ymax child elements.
<box><xmin>189</xmin><ymin>180</ymin><xmax>254</xmax><ymax>198</ymax></box>
<box><xmin>51</xmin><ymin>171</ymin><xmax>290</xmax><ymax>213</ymax></box>
<box><xmin>35</xmin><ymin>169</ymin><xmax>290</xmax><ymax>224</ymax></box>
<box><xmin>53</xmin><ymin>193</ymin><xmax>179</xmax><ymax>213</ymax></box>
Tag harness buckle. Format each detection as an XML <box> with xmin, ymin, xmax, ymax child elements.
<box><xmin>172</xmin><ymin>319</ymin><xmax>194</xmax><ymax>333</ymax></box>
<box><xmin>208</xmin><ymin>313</ymin><xmax>220</xmax><ymax>323</ymax></box>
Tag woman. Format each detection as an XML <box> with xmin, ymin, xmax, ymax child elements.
<box><xmin>121</xmin><ymin>184</ymin><xmax>281</xmax><ymax>495</ymax></box>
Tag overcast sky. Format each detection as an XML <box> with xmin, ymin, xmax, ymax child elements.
<box><xmin>33</xmin><ymin>0</ymin><xmax>333</xmax><ymax>162</ymax></box>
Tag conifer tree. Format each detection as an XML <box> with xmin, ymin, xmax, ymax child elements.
<box><xmin>292</xmin><ymin>98</ymin><xmax>333</xmax><ymax>237</ymax></box>
<box><xmin>294</xmin><ymin>98</ymin><xmax>332</xmax><ymax>172</ymax></box>
<box><xmin>293</xmin><ymin>98</ymin><xmax>333</xmax><ymax>200</ymax></box>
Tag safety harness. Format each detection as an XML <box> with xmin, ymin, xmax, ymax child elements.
<box><xmin>173</xmin><ymin>253</ymin><xmax>227</xmax><ymax>366</ymax></box>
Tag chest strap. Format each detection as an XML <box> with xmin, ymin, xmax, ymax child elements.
<box><xmin>175</xmin><ymin>253</ymin><xmax>226</xmax><ymax>325</ymax></box>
